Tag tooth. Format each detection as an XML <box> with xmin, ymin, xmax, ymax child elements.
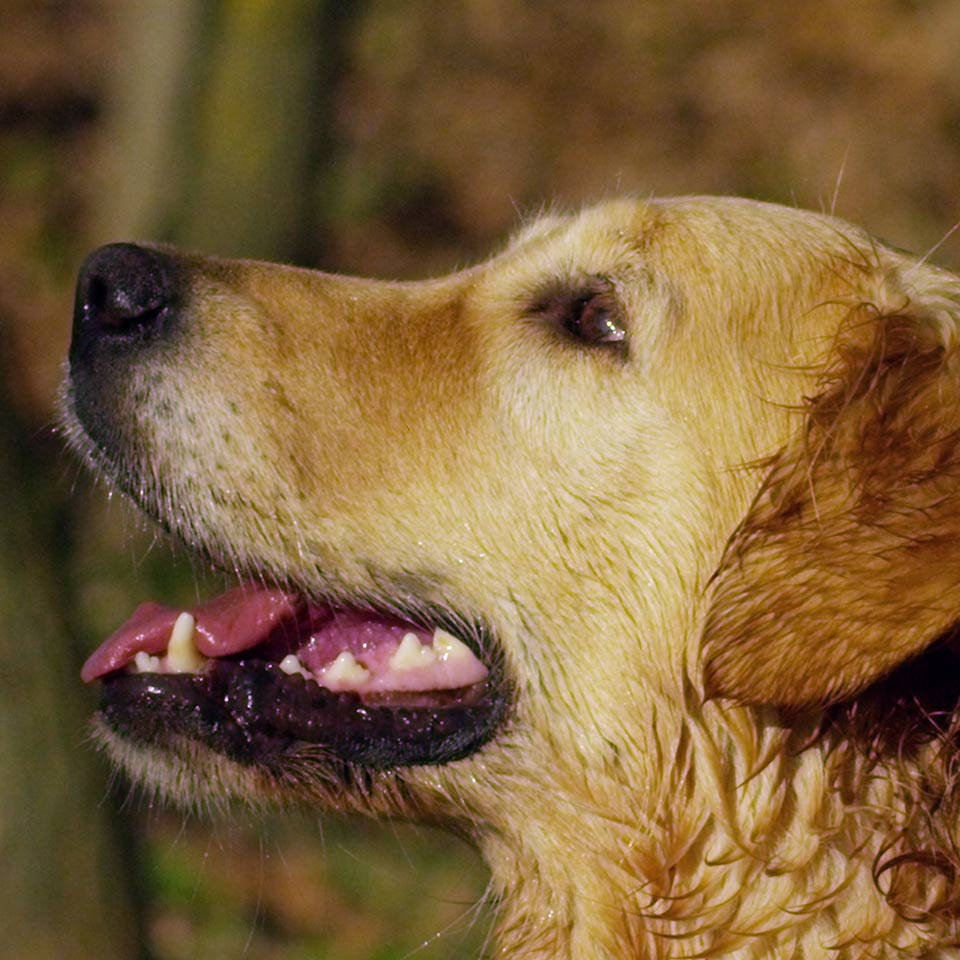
<box><xmin>279</xmin><ymin>653</ymin><xmax>309</xmax><ymax>677</ymax></box>
<box><xmin>389</xmin><ymin>632</ymin><xmax>436</xmax><ymax>671</ymax></box>
<box><xmin>432</xmin><ymin>628</ymin><xmax>472</xmax><ymax>662</ymax></box>
<box><xmin>132</xmin><ymin>651</ymin><xmax>161</xmax><ymax>673</ymax></box>
<box><xmin>166</xmin><ymin>612</ymin><xmax>207</xmax><ymax>673</ymax></box>
<box><xmin>321</xmin><ymin>650</ymin><xmax>370</xmax><ymax>688</ymax></box>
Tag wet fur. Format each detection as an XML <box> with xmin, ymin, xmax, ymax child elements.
<box><xmin>66</xmin><ymin>197</ymin><xmax>960</xmax><ymax>957</ymax></box>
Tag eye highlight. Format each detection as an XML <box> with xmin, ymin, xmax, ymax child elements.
<box><xmin>567</xmin><ymin>294</ymin><xmax>625</xmax><ymax>344</ymax></box>
<box><xmin>528</xmin><ymin>275</ymin><xmax>627</xmax><ymax>350</ymax></box>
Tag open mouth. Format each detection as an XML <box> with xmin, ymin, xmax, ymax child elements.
<box><xmin>83</xmin><ymin>584</ymin><xmax>507</xmax><ymax>769</ymax></box>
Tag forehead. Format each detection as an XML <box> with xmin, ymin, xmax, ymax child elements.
<box><xmin>503</xmin><ymin>199</ymin><xmax>659</xmax><ymax>266</ymax></box>
<box><xmin>503</xmin><ymin>196</ymin><xmax>864</xmax><ymax>273</ymax></box>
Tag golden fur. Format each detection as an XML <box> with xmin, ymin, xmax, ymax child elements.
<box><xmin>66</xmin><ymin>196</ymin><xmax>960</xmax><ymax>957</ymax></box>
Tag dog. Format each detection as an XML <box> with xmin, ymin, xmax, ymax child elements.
<box><xmin>63</xmin><ymin>196</ymin><xmax>960</xmax><ymax>957</ymax></box>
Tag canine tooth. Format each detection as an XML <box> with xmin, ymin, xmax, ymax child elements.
<box><xmin>432</xmin><ymin>628</ymin><xmax>473</xmax><ymax>662</ymax></box>
<box><xmin>132</xmin><ymin>651</ymin><xmax>161</xmax><ymax>673</ymax></box>
<box><xmin>322</xmin><ymin>650</ymin><xmax>370</xmax><ymax>687</ymax></box>
<box><xmin>279</xmin><ymin>653</ymin><xmax>308</xmax><ymax>677</ymax></box>
<box><xmin>166</xmin><ymin>612</ymin><xmax>207</xmax><ymax>673</ymax></box>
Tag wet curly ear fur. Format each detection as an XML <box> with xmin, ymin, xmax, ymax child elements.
<box><xmin>702</xmin><ymin>263</ymin><xmax>960</xmax><ymax>711</ymax></box>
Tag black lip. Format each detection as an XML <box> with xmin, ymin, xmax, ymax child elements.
<box><xmin>100</xmin><ymin>657</ymin><xmax>508</xmax><ymax>769</ymax></box>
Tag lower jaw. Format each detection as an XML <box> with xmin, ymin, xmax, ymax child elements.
<box><xmin>99</xmin><ymin>658</ymin><xmax>507</xmax><ymax>769</ymax></box>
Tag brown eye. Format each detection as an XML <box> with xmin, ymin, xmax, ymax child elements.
<box><xmin>567</xmin><ymin>295</ymin><xmax>626</xmax><ymax>344</ymax></box>
<box><xmin>529</xmin><ymin>275</ymin><xmax>627</xmax><ymax>350</ymax></box>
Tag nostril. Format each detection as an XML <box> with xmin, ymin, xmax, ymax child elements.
<box><xmin>73</xmin><ymin>242</ymin><xmax>177</xmax><ymax>342</ymax></box>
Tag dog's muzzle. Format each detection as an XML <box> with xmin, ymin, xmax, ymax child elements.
<box><xmin>64</xmin><ymin>243</ymin><xmax>510</xmax><ymax>772</ymax></box>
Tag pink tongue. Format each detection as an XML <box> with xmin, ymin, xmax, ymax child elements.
<box><xmin>80</xmin><ymin>585</ymin><xmax>299</xmax><ymax>683</ymax></box>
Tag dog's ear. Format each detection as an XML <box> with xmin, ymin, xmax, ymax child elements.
<box><xmin>702</xmin><ymin>267</ymin><xmax>960</xmax><ymax>710</ymax></box>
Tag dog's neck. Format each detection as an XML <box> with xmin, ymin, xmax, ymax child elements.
<box><xmin>477</xmin><ymin>698</ymin><xmax>947</xmax><ymax>959</ymax></box>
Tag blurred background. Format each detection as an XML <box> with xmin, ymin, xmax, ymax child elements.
<box><xmin>4</xmin><ymin>1</ymin><xmax>960</xmax><ymax>957</ymax></box>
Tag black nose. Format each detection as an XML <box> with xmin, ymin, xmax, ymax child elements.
<box><xmin>70</xmin><ymin>243</ymin><xmax>178</xmax><ymax>366</ymax></box>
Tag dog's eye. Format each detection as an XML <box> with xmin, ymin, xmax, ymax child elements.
<box><xmin>530</xmin><ymin>276</ymin><xmax>627</xmax><ymax>350</ymax></box>
<box><xmin>566</xmin><ymin>295</ymin><xmax>625</xmax><ymax>344</ymax></box>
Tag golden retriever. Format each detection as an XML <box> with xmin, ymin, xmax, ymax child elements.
<box><xmin>63</xmin><ymin>196</ymin><xmax>960</xmax><ymax>957</ymax></box>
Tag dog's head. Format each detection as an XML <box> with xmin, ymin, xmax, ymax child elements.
<box><xmin>64</xmin><ymin>196</ymin><xmax>960</xmax><ymax>947</ymax></box>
